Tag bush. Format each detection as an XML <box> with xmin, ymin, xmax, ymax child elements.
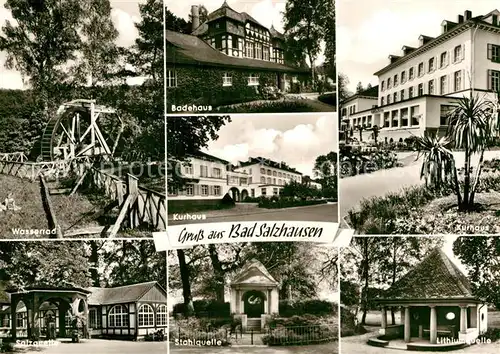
<box><xmin>318</xmin><ymin>93</ymin><xmax>336</xmax><ymax>106</ymax></box>
<box><xmin>340</xmin><ymin>307</ymin><xmax>367</xmax><ymax>337</ymax></box>
<box><xmin>340</xmin><ymin>146</ymin><xmax>400</xmax><ymax>178</ymax></box>
<box><xmin>215</xmin><ymin>100</ymin><xmax>326</xmax><ymax>113</ymax></box>
<box><xmin>479</xmin><ymin>328</ymin><xmax>500</xmax><ymax>342</ymax></box>
<box><xmin>173</xmin><ymin>300</ymin><xmax>230</xmax><ymax>318</ymax></box>
<box><xmin>258</xmin><ymin>197</ymin><xmax>327</xmax><ymax>209</ymax></box>
<box><xmin>279</xmin><ymin>300</ymin><xmax>337</xmax><ymax>318</ymax></box>
<box><xmin>262</xmin><ymin>315</ymin><xmax>337</xmax><ymax>346</ymax></box>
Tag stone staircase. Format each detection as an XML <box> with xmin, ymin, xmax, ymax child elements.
<box><xmin>246</xmin><ymin>318</ymin><xmax>261</xmax><ymax>333</ymax></box>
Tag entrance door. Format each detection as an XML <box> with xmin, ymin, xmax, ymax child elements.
<box><xmin>243</xmin><ymin>290</ymin><xmax>265</xmax><ymax>318</ymax></box>
<box><xmin>276</xmin><ymin>73</ymin><xmax>283</xmax><ymax>90</ymax></box>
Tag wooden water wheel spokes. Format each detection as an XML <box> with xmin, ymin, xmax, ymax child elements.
<box><xmin>41</xmin><ymin>99</ymin><xmax>123</xmax><ymax>161</ymax></box>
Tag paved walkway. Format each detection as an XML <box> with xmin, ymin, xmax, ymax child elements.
<box><xmin>169</xmin><ymin>203</ymin><xmax>338</xmax><ymax>225</ymax></box>
<box><xmin>339</xmin><ymin>151</ymin><xmax>500</xmax><ymax>227</ymax></box>
<box><xmin>171</xmin><ymin>342</ymin><xmax>338</xmax><ymax>354</ymax></box>
<box><xmin>16</xmin><ymin>339</ymin><xmax>167</xmax><ymax>354</ymax></box>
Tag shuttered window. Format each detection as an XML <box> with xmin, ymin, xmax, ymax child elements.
<box><xmin>488</xmin><ymin>44</ymin><xmax>500</xmax><ymax>62</ymax></box>
<box><xmin>488</xmin><ymin>69</ymin><xmax>500</xmax><ymax>92</ymax></box>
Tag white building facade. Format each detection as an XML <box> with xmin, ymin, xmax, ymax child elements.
<box><xmin>168</xmin><ymin>153</ymin><xmax>306</xmax><ymax>202</ymax></box>
<box><xmin>342</xmin><ymin>9</ymin><xmax>500</xmax><ymax>142</ymax></box>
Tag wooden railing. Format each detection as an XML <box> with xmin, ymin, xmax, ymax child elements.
<box><xmin>0</xmin><ymin>156</ymin><xmax>91</xmax><ymax>181</ymax></box>
<box><xmin>0</xmin><ymin>152</ymin><xmax>27</xmax><ymax>162</ymax></box>
<box><xmin>86</xmin><ymin>168</ymin><xmax>166</xmax><ymax>232</ymax></box>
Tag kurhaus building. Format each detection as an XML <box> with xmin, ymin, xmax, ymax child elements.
<box><xmin>168</xmin><ymin>151</ymin><xmax>315</xmax><ymax>204</ymax></box>
<box><xmin>341</xmin><ymin>9</ymin><xmax>500</xmax><ymax>142</ymax></box>
<box><xmin>0</xmin><ymin>282</ymin><xmax>168</xmax><ymax>341</ymax></box>
<box><xmin>166</xmin><ymin>1</ymin><xmax>309</xmax><ymax>109</ymax></box>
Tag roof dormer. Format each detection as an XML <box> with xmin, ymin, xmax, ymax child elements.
<box><xmin>401</xmin><ymin>45</ymin><xmax>416</xmax><ymax>56</ymax></box>
<box><xmin>388</xmin><ymin>55</ymin><xmax>401</xmax><ymax>64</ymax></box>
<box><xmin>418</xmin><ymin>35</ymin><xmax>434</xmax><ymax>47</ymax></box>
<box><xmin>441</xmin><ymin>20</ymin><xmax>457</xmax><ymax>34</ymax></box>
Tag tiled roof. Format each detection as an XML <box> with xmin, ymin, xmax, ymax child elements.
<box><xmin>238</xmin><ymin>157</ymin><xmax>303</xmax><ymax>175</ymax></box>
<box><xmin>190</xmin><ymin>150</ymin><xmax>229</xmax><ymax>165</ymax></box>
<box><xmin>87</xmin><ymin>281</ymin><xmax>162</xmax><ymax>306</ymax></box>
<box><xmin>166</xmin><ymin>30</ymin><xmax>305</xmax><ymax>73</ymax></box>
<box><xmin>231</xmin><ymin>259</ymin><xmax>279</xmax><ymax>287</ymax></box>
<box><xmin>383</xmin><ymin>249</ymin><xmax>474</xmax><ymax>300</ymax></box>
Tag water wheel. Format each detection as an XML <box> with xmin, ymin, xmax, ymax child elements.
<box><xmin>40</xmin><ymin>99</ymin><xmax>123</xmax><ymax>161</ymax></box>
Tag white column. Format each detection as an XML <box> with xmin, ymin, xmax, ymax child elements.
<box><xmin>404</xmin><ymin>306</ymin><xmax>411</xmax><ymax>343</ymax></box>
<box><xmin>430</xmin><ymin>306</ymin><xmax>437</xmax><ymax>344</ymax></box>
<box><xmin>460</xmin><ymin>306</ymin><xmax>468</xmax><ymax>333</ymax></box>
<box><xmin>381</xmin><ymin>307</ymin><xmax>387</xmax><ymax>329</ymax></box>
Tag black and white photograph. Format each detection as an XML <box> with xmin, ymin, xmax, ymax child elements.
<box><xmin>0</xmin><ymin>239</ymin><xmax>167</xmax><ymax>354</ymax></box>
<box><xmin>0</xmin><ymin>0</ymin><xmax>165</xmax><ymax>238</ymax></box>
<box><xmin>338</xmin><ymin>0</ymin><xmax>500</xmax><ymax>235</ymax></box>
<box><xmin>165</xmin><ymin>0</ymin><xmax>336</xmax><ymax>114</ymax></box>
<box><xmin>167</xmin><ymin>113</ymin><xmax>338</xmax><ymax>228</ymax></box>
<box><xmin>168</xmin><ymin>241</ymin><xmax>338</xmax><ymax>353</ymax></box>
<box><xmin>340</xmin><ymin>236</ymin><xmax>500</xmax><ymax>353</ymax></box>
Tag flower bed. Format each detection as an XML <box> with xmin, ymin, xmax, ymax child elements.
<box><xmin>340</xmin><ymin>146</ymin><xmax>401</xmax><ymax>178</ymax></box>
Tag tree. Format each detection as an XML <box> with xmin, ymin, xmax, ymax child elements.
<box><xmin>167</xmin><ymin>116</ymin><xmax>231</xmax><ymax>191</ymax></box>
<box><xmin>166</xmin><ymin>6</ymin><xmax>190</xmax><ymax>33</ymax></box>
<box><xmin>283</xmin><ymin>0</ymin><xmax>331</xmax><ymax>85</ymax></box>
<box><xmin>416</xmin><ymin>92</ymin><xmax>500</xmax><ymax>211</ymax></box>
<box><xmin>133</xmin><ymin>0</ymin><xmax>163</xmax><ymax>82</ymax></box>
<box><xmin>338</xmin><ymin>73</ymin><xmax>351</xmax><ymax>102</ymax></box>
<box><xmin>322</xmin><ymin>0</ymin><xmax>335</xmax><ymax>81</ymax></box>
<box><xmin>356</xmin><ymin>82</ymin><xmax>364</xmax><ymax>94</ymax></box>
<box><xmin>371</xmin><ymin>125</ymin><xmax>380</xmax><ymax>144</ymax></box>
<box><xmin>0</xmin><ymin>0</ymin><xmax>83</xmax><ymax>112</ymax></box>
<box><xmin>72</xmin><ymin>0</ymin><xmax>119</xmax><ymax>89</ymax></box>
<box><xmin>313</xmin><ymin>151</ymin><xmax>337</xmax><ymax>198</ymax></box>
<box><xmin>453</xmin><ymin>236</ymin><xmax>500</xmax><ymax>309</ymax></box>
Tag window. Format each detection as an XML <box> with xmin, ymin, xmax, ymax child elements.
<box><xmin>266</xmin><ymin>177</ymin><xmax>271</xmax><ymax>184</ymax></box>
<box><xmin>401</xmin><ymin>108</ymin><xmax>409</xmax><ymax>127</ymax></box>
<box><xmin>418</xmin><ymin>83</ymin><xmax>423</xmax><ymax>96</ymax></box>
<box><xmin>251</xmin><ymin>189</ymin><xmax>255</xmax><ymax>197</ymax></box>
<box><xmin>393</xmin><ymin>92</ymin><xmax>397</xmax><ymax>102</ymax></box>
<box><xmin>440</xmin><ymin>105</ymin><xmax>456</xmax><ymax>125</ymax></box>
<box><xmin>260</xmin><ymin>176</ymin><xmax>265</xmax><ymax>183</ymax></box>
<box><xmin>387</xmin><ymin>94</ymin><xmax>391</xmax><ymax>104</ymax></box>
<box><xmin>222</xmin><ymin>73</ymin><xmax>232</xmax><ymax>86</ymax></box>
<box><xmin>184</xmin><ymin>165</ymin><xmax>193</xmax><ymax>175</ymax></box>
<box><xmin>255</xmin><ymin>43</ymin><xmax>262</xmax><ymax>59</ymax></box>
<box><xmin>260</xmin><ymin>168</ymin><xmax>265</xmax><ymax>174</ymax></box>
<box><xmin>409</xmin><ymin>86</ymin><xmax>414</xmax><ymax>98</ymax></box>
<box><xmin>248</xmin><ymin>74</ymin><xmax>259</xmax><ymax>86</ymax></box>
<box><xmin>200</xmin><ymin>165</ymin><xmax>208</xmax><ymax>177</ymax></box>
<box><xmin>384</xmin><ymin>112</ymin><xmax>390</xmax><ymax>127</ymax></box>
<box><xmin>411</xmin><ymin>106</ymin><xmax>420</xmax><ymax>126</ymax></box>
<box><xmin>418</xmin><ymin>62</ymin><xmax>424</xmax><ymax>77</ymax></box>
<box><xmin>488</xmin><ymin>70</ymin><xmax>500</xmax><ymax>92</ymax></box>
<box><xmin>272</xmin><ymin>171</ymin><xmax>277</xmax><ymax>176</ymax></box>
<box><xmin>428</xmin><ymin>57</ymin><xmax>435</xmax><ymax>72</ymax></box>
<box><xmin>400</xmin><ymin>89</ymin><xmax>405</xmax><ymax>100</ymax></box>
<box><xmin>381</xmin><ymin>97</ymin><xmax>385</xmax><ymax>105</ymax></box>
<box><xmin>245</xmin><ymin>41</ymin><xmax>254</xmax><ymax>58</ymax></box>
<box><xmin>212</xmin><ymin>168</ymin><xmax>221</xmax><ymax>178</ymax></box>
<box><xmin>487</xmin><ymin>44</ymin><xmax>500</xmax><ymax>63</ymax></box>
<box><xmin>166</xmin><ymin>70</ymin><xmax>177</xmax><ymax>88</ymax></box>
<box><xmin>440</xmin><ymin>52</ymin><xmax>447</xmax><ymax>68</ymax></box>
<box><xmin>394</xmin><ymin>74</ymin><xmax>398</xmax><ymax>86</ymax></box>
<box><xmin>387</xmin><ymin>77</ymin><xmax>392</xmax><ymax>89</ymax></box>
<box><xmin>278</xmin><ymin>172</ymin><xmax>282</xmax><ymax>177</ymax></box>
<box><xmin>108</xmin><ymin>305</ymin><xmax>129</xmax><ymax>328</ymax></box>
<box><xmin>201</xmin><ymin>185</ymin><xmax>208</xmax><ymax>196</ymax></box>
<box><xmin>409</xmin><ymin>67</ymin><xmax>414</xmax><ymax>80</ymax></box>
<box><xmin>273</xmin><ymin>188</ymin><xmax>279</xmax><ymax>195</ymax></box>
<box><xmin>273</xmin><ymin>178</ymin><xmax>276</xmax><ymax>184</ymax></box>
<box><xmin>156</xmin><ymin>305</ymin><xmax>168</xmax><ymax>326</ymax></box>
<box><xmin>440</xmin><ymin>75</ymin><xmax>447</xmax><ymax>94</ymax></box>
<box><xmin>454</xmin><ymin>45</ymin><xmax>462</xmax><ymax>62</ymax></box>
<box><xmin>454</xmin><ymin>71</ymin><xmax>462</xmax><ymax>91</ymax></box>
<box><xmin>391</xmin><ymin>110</ymin><xmax>399</xmax><ymax>127</ymax></box>
<box><xmin>214</xmin><ymin>186</ymin><xmax>221</xmax><ymax>195</ymax></box>
<box><xmin>428</xmin><ymin>80</ymin><xmax>434</xmax><ymax>95</ymax></box>
<box><xmin>186</xmin><ymin>184</ymin><xmax>194</xmax><ymax>196</ymax></box>
<box><xmin>16</xmin><ymin>312</ymin><xmax>26</xmax><ymax>328</ymax></box>
<box><xmin>261</xmin><ymin>188</ymin><xmax>267</xmax><ymax>196</ymax></box>
<box><xmin>263</xmin><ymin>46</ymin><xmax>270</xmax><ymax>61</ymax></box>
<box><xmin>138</xmin><ymin>304</ymin><xmax>155</xmax><ymax>327</ymax></box>
<box><xmin>381</xmin><ymin>80</ymin><xmax>385</xmax><ymax>91</ymax></box>
<box><xmin>401</xmin><ymin>71</ymin><xmax>406</xmax><ymax>83</ymax></box>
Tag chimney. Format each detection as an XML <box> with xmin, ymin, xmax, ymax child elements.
<box><xmin>458</xmin><ymin>14</ymin><xmax>464</xmax><ymax>23</ymax></box>
<box><xmin>464</xmin><ymin>10</ymin><xmax>472</xmax><ymax>21</ymax></box>
<box><xmin>191</xmin><ymin>5</ymin><xmax>200</xmax><ymax>32</ymax></box>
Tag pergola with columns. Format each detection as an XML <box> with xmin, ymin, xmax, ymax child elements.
<box><xmin>373</xmin><ymin>249</ymin><xmax>488</xmax><ymax>346</ymax></box>
<box><xmin>8</xmin><ymin>287</ymin><xmax>90</xmax><ymax>340</ymax></box>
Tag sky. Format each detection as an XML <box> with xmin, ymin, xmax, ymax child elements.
<box><xmin>337</xmin><ymin>0</ymin><xmax>499</xmax><ymax>92</ymax></box>
<box><xmin>0</xmin><ymin>0</ymin><xmax>145</xmax><ymax>89</ymax></box>
<box><xmin>204</xmin><ymin>113</ymin><xmax>338</xmax><ymax>177</ymax></box>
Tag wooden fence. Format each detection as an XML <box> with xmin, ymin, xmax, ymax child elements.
<box><xmin>86</xmin><ymin>168</ymin><xmax>167</xmax><ymax>232</ymax></box>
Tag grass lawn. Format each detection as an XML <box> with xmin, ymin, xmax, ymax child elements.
<box><xmin>0</xmin><ymin>175</ymin><xmax>48</xmax><ymax>237</ymax></box>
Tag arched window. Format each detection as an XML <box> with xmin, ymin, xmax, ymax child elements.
<box><xmin>260</xmin><ymin>176</ymin><xmax>265</xmax><ymax>183</ymax></box>
<box><xmin>108</xmin><ymin>305</ymin><xmax>129</xmax><ymax>328</ymax></box>
<box><xmin>156</xmin><ymin>305</ymin><xmax>168</xmax><ymax>326</ymax></box>
<box><xmin>138</xmin><ymin>304</ymin><xmax>155</xmax><ymax>327</ymax></box>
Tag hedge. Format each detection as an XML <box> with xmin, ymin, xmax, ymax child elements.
<box><xmin>279</xmin><ymin>300</ymin><xmax>337</xmax><ymax>317</ymax></box>
<box><xmin>259</xmin><ymin>198</ymin><xmax>327</xmax><ymax>209</ymax></box>
<box><xmin>318</xmin><ymin>93</ymin><xmax>336</xmax><ymax>106</ymax></box>
<box><xmin>173</xmin><ymin>300</ymin><xmax>230</xmax><ymax>318</ymax></box>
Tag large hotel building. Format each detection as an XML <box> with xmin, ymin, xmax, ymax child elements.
<box><xmin>340</xmin><ymin>9</ymin><xmax>500</xmax><ymax>142</ymax></box>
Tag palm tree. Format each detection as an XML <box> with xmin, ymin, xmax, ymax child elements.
<box><xmin>415</xmin><ymin>132</ymin><xmax>460</xmax><ymax>202</ymax></box>
<box><xmin>447</xmin><ymin>94</ymin><xmax>500</xmax><ymax>210</ymax></box>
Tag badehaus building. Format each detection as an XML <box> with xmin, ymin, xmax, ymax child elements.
<box><xmin>341</xmin><ymin>9</ymin><xmax>500</xmax><ymax>143</ymax></box>
<box><xmin>168</xmin><ymin>151</ymin><xmax>308</xmax><ymax>204</ymax></box>
<box><xmin>165</xmin><ymin>1</ymin><xmax>309</xmax><ymax>109</ymax></box>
